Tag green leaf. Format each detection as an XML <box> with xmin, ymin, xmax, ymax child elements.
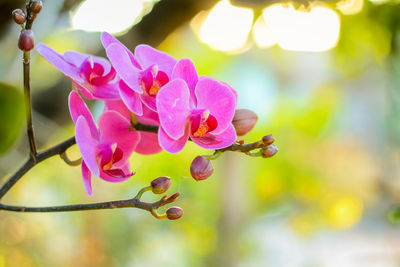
<box><xmin>0</xmin><ymin>82</ymin><xmax>24</xmax><ymax>154</ymax></box>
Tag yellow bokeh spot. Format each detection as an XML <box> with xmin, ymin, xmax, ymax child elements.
<box><xmin>324</xmin><ymin>195</ymin><xmax>363</xmax><ymax>229</ymax></box>
<box><xmin>256</xmin><ymin>171</ymin><xmax>284</xmax><ymax>201</ymax></box>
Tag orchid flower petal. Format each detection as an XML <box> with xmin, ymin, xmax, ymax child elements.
<box><xmin>137</xmin><ymin>104</ymin><xmax>160</xmax><ymax>125</ymax></box>
<box><xmin>135</xmin><ymin>44</ymin><xmax>177</xmax><ymax>77</ymax></box>
<box><xmin>140</xmin><ymin>94</ymin><xmax>157</xmax><ymax>112</ymax></box>
<box><xmin>119</xmin><ymin>80</ymin><xmax>143</xmax><ymax>116</ymax></box>
<box><xmin>99</xmin><ymin>162</ymin><xmax>134</xmax><ymax>182</ymax></box>
<box><xmin>135</xmin><ymin>132</ymin><xmax>162</xmax><ymax>155</ymax></box>
<box><xmin>158</xmin><ymin>127</ymin><xmax>189</xmax><ymax>154</ymax></box>
<box><xmin>104</xmin><ymin>99</ymin><xmax>131</xmax><ymax>120</ymax></box>
<box><xmin>81</xmin><ymin>161</ymin><xmax>93</xmax><ymax>196</ymax></box>
<box><xmin>172</xmin><ymin>58</ymin><xmax>199</xmax><ymax>107</ymax></box>
<box><xmin>105</xmin><ymin>43</ymin><xmax>142</xmax><ymax>93</ymax></box>
<box><xmin>195</xmin><ymin>77</ymin><xmax>236</xmax><ymax>134</ymax></box>
<box><xmin>91</xmin><ymin>83</ymin><xmax>120</xmax><ymax>99</ymax></box>
<box><xmin>101</xmin><ymin>32</ymin><xmax>141</xmax><ymax>68</ymax></box>
<box><xmin>36</xmin><ymin>44</ymin><xmax>81</xmax><ymax>81</ymax></box>
<box><xmin>76</xmin><ymin>116</ymin><xmax>100</xmax><ymax>177</ymax></box>
<box><xmin>156</xmin><ymin>79</ymin><xmax>190</xmax><ymax>140</ymax></box>
<box><xmin>68</xmin><ymin>91</ymin><xmax>99</xmax><ymax>139</ymax></box>
<box><xmin>98</xmin><ymin>111</ymin><xmax>140</xmax><ymax>165</ymax></box>
<box><xmin>190</xmin><ymin>124</ymin><xmax>236</xmax><ymax>149</ymax></box>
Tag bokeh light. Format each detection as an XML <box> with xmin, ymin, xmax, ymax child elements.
<box><xmin>71</xmin><ymin>0</ymin><xmax>144</xmax><ymax>34</ymax></box>
<box><xmin>198</xmin><ymin>0</ymin><xmax>254</xmax><ymax>52</ymax></box>
<box><xmin>263</xmin><ymin>4</ymin><xmax>341</xmax><ymax>52</ymax></box>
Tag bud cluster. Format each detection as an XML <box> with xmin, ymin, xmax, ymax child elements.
<box><xmin>13</xmin><ymin>1</ymin><xmax>43</xmax><ymax>51</ymax></box>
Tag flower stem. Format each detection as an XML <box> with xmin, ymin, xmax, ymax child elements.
<box><xmin>23</xmin><ymin>49</ymin><xmax>37</xmax><ymax>159</ymax></box>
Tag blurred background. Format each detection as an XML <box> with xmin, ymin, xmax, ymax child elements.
<box><xmin>1</xmin><ymin>0</ymin><xmax>400</xmax><ymax>266</ymax></box>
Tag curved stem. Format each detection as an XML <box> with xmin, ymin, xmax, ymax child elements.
<box><xmin>0</xmin><ymin>137</ymin><xmax>76</xmax><ymax>200</ymax></box>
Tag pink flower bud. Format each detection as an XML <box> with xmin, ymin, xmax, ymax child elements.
<box><xmin>232</xmin><ymin>109</ymin><xmax>258</xmax><ymax>136</ymax></box>
<box><xmin>190</xmin><ymin>156</ymin><xmax>213</xmax><ymax>181</ymax></box>
<box><xmin>261</xmin><ymin>144</ymin><xmax>278</xmax><ymax>158</ymax></box>
<box><xmin>151</xmin><ymin>176</ymin><xmax>171</xmax><ymax>194</ymax></box>
<box><xmin>18</xmin><ymin>29</ymin><xmax>35</xmax><ymax>51</ymax></box>
<box><xmin>30</xmin><ymin>0</ymin><xmax>43</xmax><ymax>14</ymax></box>
<box><xmin>12</xmin><ymin>9</ymin><xmax>26</xmax><ymax>24</ymax></box>
<box><xmin>262</xmin><ymin>134</ymin><xmax>275</xmax><ymax>146</ymax></box>
<box><xmin>166</xmin><ymin>206</ymin><xmax>184</xmax><ymax>220</ymax></box>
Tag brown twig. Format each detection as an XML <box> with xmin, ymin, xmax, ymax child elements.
<box><xmin>0</xmin><ymin>190</ymin><xmax>180</xmax><ymax>219</ymax></box>
<box><xmin>23</xmin><ymin>1</ymin><xmax>37</xmax><ymax>159</ymax></box>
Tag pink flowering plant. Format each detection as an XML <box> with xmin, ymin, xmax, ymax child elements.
<box><xmin>0</xmin><ymin>0</ymin><xmax>277</xmax><ymax>220</ymax></box>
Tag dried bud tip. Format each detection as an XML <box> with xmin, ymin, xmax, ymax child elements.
<box><xmin>261</xmin><ymin>144</ymin><xmax>278</xmax><ymax>158</ymax></box>
<box><xmin>12</xmin><ymin>9</ymin><xmax>26</xmax><ymax>24</ymax></box>
<box><xmin>166</xmin><ymin>207</ymin><xmax>184</xmax><ymax>220</ymax></box>
<box><xmin>30</xmin><ymin>0</ymin><xmax>43</xmax><ymax>14</ymax></box>
<box><xmin>232</xmin><ymin>109</ymin><xmax>258</xmax><ymax>136</ymax></box>
<box><xmin>190</xmin><ymin>156</ymin><xmax>214</xmax><ymax>181</ymax></box>
<box><xmin>151</xmin><ymin>176</ymin><xmax>171</xmax><ymax>194</ymax></box>
<box><xmin>168</xmin><ymin>192</ymin><xmax>180</xmax><ymax>202</ymax></box>
<box><xmin>18</xmin><ymin>29</ymin><xmax>34</xmax><ymax>51</ymax></box>
<box><xmin>262</xmin><ymin>134</ymin><xmax>275</xmax><ymax>146</ymax></box>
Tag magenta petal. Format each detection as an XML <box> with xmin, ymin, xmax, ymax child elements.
<box><xmin>36</xmin><ymin>44</ymin><xmax>81</xmax><ymax>81</ymax></box>
<box><xmin>105</xmin><ymin>99</ymin><xmax>131</xmax><ymax>120</ymax></box>
<box><xmin>101</xmin><ymin>32</ymin><xmax>119</xmax><ymax>48</ymax></box>
<box><xmin>140</xmin><ymin>94</ymin><xmax>157</xmax><ymax>112</ymax></box>
<box><xmin>98</xmin><ymin>110</ymin><xmax>140</xmax><ymax>165</ymax></box>
<box><xmin>73</xmin><ymin>82</ymin><xmax>94</xmax><ymax>99</ymax></box>
<box><xmin>135</xmin><ymin>44</ymin><xmax>177</xmax><ymax>77</ymax></box>
<box><xmin>119</xmin><ymin>80</ymin><xmax>143</xmax><ymax>116</ymax></box>
<box><xmin>91</xmin><ymin>83</ymin><xmax>120</xmax><ymax>99</ymax></box>
<box><xmin>137</xmin><ymin>105</ymin><xmax>159</xmax><ymax>125</ymax></box>
<box><xmin>101</xmin><ymin>32</ymin><xmax>141</xmax><ymax>69</ymax></box>
<box><xmin>156</xmin><ymin>79</ymin><xmax>190</xmax><ymax>140</ymax></box>
<box><xmin>105</xmin><ymin>43</ymin><xmax>143</xmax><ymax>93</ymax></box>
<box><xmin>63</xmin><ymin>51</ymin><xmax>89</xmax><ymax>68</ymax></box>
<box><xmin>81</xmin><ymin>161</ymin><xmax>93</xmax><ymax>196</ymax></box>
<box><xmin>68</xmin><ymin>91</ymin><xmax>99</xmax><ymax>139</ymax></box>
<box><xmin>190</xmin><ymin>124</ymin><xmax>237</xmax><ymax>149</ymax></box>
<box><xmin>99</xmin><ymin>162</ymin><xmax>134</xmax><ymax>182</ymax></box>
<box><xmin>172</xmin><ymin>58</ymin><xmax>198</xmax><ymax>107</ymax></box>
<box><xmin>195</xmin><ymin>77</ymin><xmax>236</xmax><ymax>135</ymax></box>
<box><xmin>135</xmin><ymin>132</ymin><xmax>162</xmax><ymax>155</ymax></box>
<box><xmin>76</xmin><ymin>116</ymin><xmax>100</xmax><ymax>177</ymax></box>
<box><xmin>158</xmin><ymin>127</ymin><xmax>189</xmax><ymax>153</ymax></box>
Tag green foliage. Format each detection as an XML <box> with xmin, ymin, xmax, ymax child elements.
<box><xmin>0</xmin><ymin>82</ymin><xmax>24</xmax><ymax>154</ymax></box>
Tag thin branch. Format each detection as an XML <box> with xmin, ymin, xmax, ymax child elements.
<box><xmin>0</xmin><ymin>137</ymin><xmax>76</xmax><ymax>200</ymax></box>
<box><xmin>0</xmin><ymin>191</ymin><xmax>180</xmax><ymax>218</ymax></box>
<box><xmin>216</xmin><ymin>140</ymin><xmax>265</xmax><ymax>153</ymax></box>
<box><xmin>23</xmin><ymin>0</ymin><xmax>39</xmax><ymax>159</ymax></box>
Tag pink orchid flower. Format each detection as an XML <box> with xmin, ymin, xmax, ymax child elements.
<box><xmin>101</xmin><ymin>32</ymin><xmax>177</xmax><ymax>115</ymax></box>
<box><xmin>36</xmin><ymin>44</ymin><xmax>120</xmax><ymax>100</ymax></box>
<box><xmin>69</xmin><ymin>91</ymin><xmax>139</xmax><ymax>195</ymax></box>
<box><xmin>156</xmin><ymin>59</ymin><xmax>237</xmax><ymax>153</ymax></box>
<box><xmin>105</xmin><ymin>99</ymin><xmax>162</xmax><ymax>155</ymax></box>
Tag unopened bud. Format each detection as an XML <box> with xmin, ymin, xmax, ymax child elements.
<box><xmin>261</xmin><ymin>144</ymin><xmax>278</xmax><ymax>158</ymax></box>
<box><xmin>166</xmin><ymin>206</ymin><xmax>184</xmax><ymax>220</ymax></box>
<box><xmin>262</xmin><ymin>134</ymin><xmax>275</xmax><ymax>146</ymax></box>
<box><xmin>168</xmin><ymin>192</ymin><xmax>180</xmax><ymax>202</ymax></box>
<box><xmin>12</xmin><ymin>9</ymin><xmax>26</xmax><ymax>24</ymax></box>
<box><xmin>30</xmin><ymin>0</ymin><xmax>43</xmax><ymax>14</ymax></box>
<box><xmin>232</xmin><ymin>109</ymin><xmax>258</xmax><ymax>136</ymax></box>
<box><xmin>190</xmin><ymin>156</ymin><xmax>213</xmax><ymax>181</ymax></box>
<box><xmin>18</xmin><ymin>29</ymin><xmax>35</xmax><ymax>51</ymax></box>
<box><xmin>151</xmin><ymin>176</ymin><xmax>171</xmax><ymax>194</ymax></box>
